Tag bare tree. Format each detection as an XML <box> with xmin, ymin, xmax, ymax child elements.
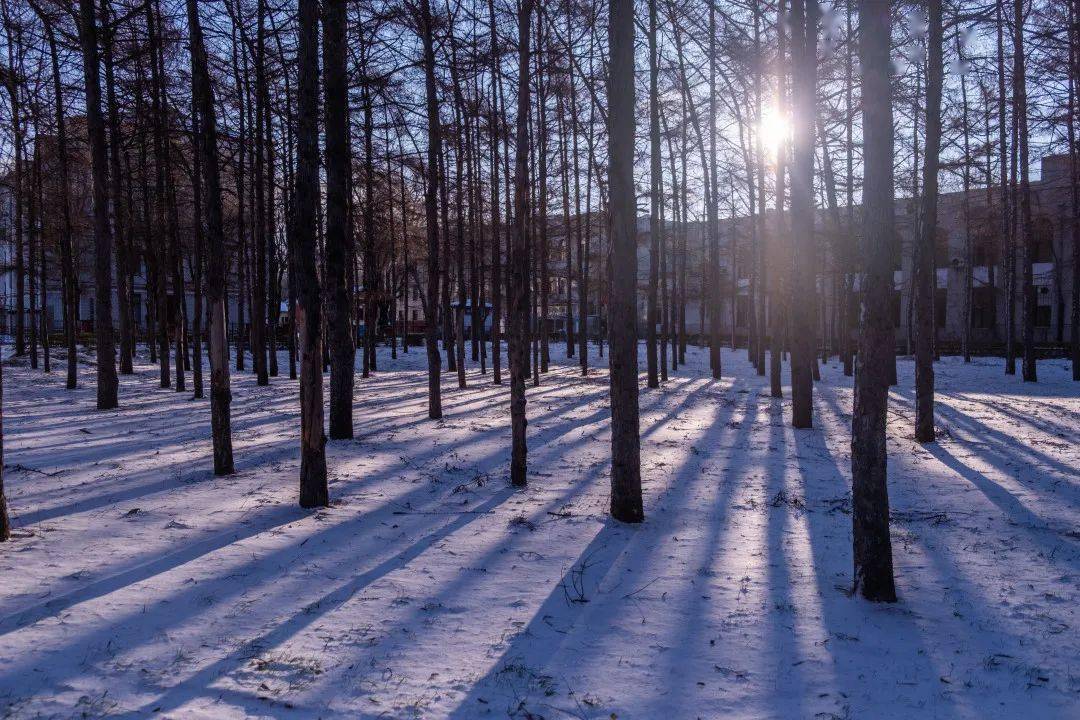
<box><xmin>77</xmin><ymin>0</ymin><xmax>118</xmax><ymax>410</ymax></box>
<box><xmin>509</xmin><ymin>0</ymin><xmax>534</xmax><ymax>487</ymax></box>
<box><xmin>913</xmin><ymin>0</ymin><xmax>942</xmax><ymax>442</ymax></box>
<box><xmin>419</xmin><ymin>0</ymin><xmax>444</xmax><ymax>419</ymax></box>
<box><xmin>185</xmin><ymin>0</ymin><xmax>234</xmax><ymax>475</ymax></box>
<box><xmin>851</xmin><ymin>0</ymin><xmax>897</xmax><ymax>602</ymax></box>
<box><xmin>294</xmin><ymin>0</ymin><xmax>328</xmax><ymax>506</ymax></box>
<box><xmin>1014</xmin><ymin>0</ymin><xmax>1037</xmax><ymax>382</ymax></box>
<box><xmin>646</xmin><ymin>0</ymin><xmax>661</xmax><ymax>389</ymax></box>
<box><xmin>789</xmin><ymin>0</ymin><xmax>818</xmax><ymax>428</ymax></box>
<box><xmin>608</xmin><ymin>0</ymin><xmax>643</xmax><ymax>523</ymax></box>
<box><xmin>324</xmin><ymin>0</ymin><xmax>356</xmax><ymax>437</ymax></box>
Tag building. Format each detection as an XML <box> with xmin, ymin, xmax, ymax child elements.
<box><xmin>633</xmin><ymin>154</ymin><xmax>1077</xmax><ymax>352</ymax></box>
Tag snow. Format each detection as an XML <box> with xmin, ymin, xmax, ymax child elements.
<box><xmin>1</xmin><ymin>343</ymin><xmax>1078</xmax><ymax>719</ymax></box>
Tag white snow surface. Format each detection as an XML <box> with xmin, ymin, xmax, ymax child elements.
<box><xmin>1</xmin><ymin>344</ymin><xmax>1078</xmax><ymax>719</ymax></box>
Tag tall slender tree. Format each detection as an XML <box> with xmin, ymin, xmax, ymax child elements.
<box><xmin>77</xmin><ymin>0</ymin><xmax>118</xmax><ymax>410</ymax></box>
<box><xmin>789</xmin><ymin>0</ymin><xmax>818</xmax><ymax>428</ymax></box>
<box><xmin>608</xmin><ymin>0</ymin><xmax>643</xmax><ymax>522</ymax></box>
<box><xmin>185</xmin><ymin>0</ymin><xmax>234</xmax><ymax>475</ymax></box>
<box><xmin>509</xmin><ymin>0</ymin><xmax>534</xmax><ymax>487</ymax></box>
<box><xmin>1014</xmin><ymin>0</ymin><xmax>1037</xmax><ymax>382</ymax></box>
<box><xmin>913</xmin><ymin>0</ymin><xmax>942</xmax><ymax>442</ymax></box>
<box><xmin>851</xmin><ymin>0</ymin><xmax>897</xmax><ymax>602</ymax></box>
<box><xmin>420</xmin><ymin>0</ymin><xmax>444</xmax><ymax>419</ymax></box>
<box><xmin>293</xmin><ymin>0</ymin><xmax>328</xmax><ymax>506</ymax></box>
<box><xmin>646</xmin><ymin>0</ymin><xmax>661</xmax><ymax>389</ymax></box>
<box><xmin>324</xmin><ymin>0</ymin><xmax>355</xmax><ymax>436</ymax></box>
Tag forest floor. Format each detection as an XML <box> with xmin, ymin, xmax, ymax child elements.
<box><xmin>0</xmin><ymin>342</ymin><xmax>1077</xmax><ymax>719</ymax></box>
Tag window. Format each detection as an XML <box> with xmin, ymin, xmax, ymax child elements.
<box><xmin>935</xmin><ymin>289</ymin><xmax>947</xmax><ymax>329</ymax></box>
<box><xmin>892</xmin><ymin>290</ymin><xmax>902</xmax><ymax>328</ymax></box>
<box><xmin>1032</xmin><ymin>217</ymin><xmax>1054</xmax><ymax>263</ymax></box>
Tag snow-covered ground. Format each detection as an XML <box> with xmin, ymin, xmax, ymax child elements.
<box><xmin>1</xmin><ymin>342</ymin><xmax>1077</xmax><ymax>719</ymax></box>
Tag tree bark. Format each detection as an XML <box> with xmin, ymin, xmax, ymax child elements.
<box><xmin>78</xmin><ymin>0</ymin><xmax>119</xmax><ymax>410</ymax></box>
<box><xmin>324</xmin><ymin>0</ymin><xmax>356</xmax><ymax>436</ymax></box>
<box><xmin>851</xmin><ymin>0</ymin><xmax>897</xmax><ymax>602</ymax></box>
<box><xmin>101</xmin><ymin>0</ymin><xmax>133</xmax><ymax>375</ymax></box>
<box><xmin>2</xmin><ymin>1</ymin><xmax>25</xmax><ymax>358</ymax></box>
<box><xmin>40</xmin><ymin>14</ymin><xmax>78</xmax><ymax>390</ymax></box>
<box><xmin>608</xmin><ymin>0</ymin><xmax>643</xmax><ymax>523</ymax></box>
<box><xmin>646</xmin><ymin>0</ymin><xmax>661</xmax><ymax>389</ymax></box>
<box><xmin>1014</xmin><ymin>0</ymin><xmax>1037</xmax><ymax>382</ymax></box>
<box><xmin>420</xmin><ymin>0</ymin><xmax>443</xmax><ymax>419</ymax></box>
<box><xmin>509</xmin><ymin>0</ymin><xmax>534</xmax><ymax>487</ymax></box>
<box><xmin>913</xmin><ymin>0</ymin><xmax>942</xmax><ymax>442</ymax></box>
<box><xmin>293</xmin><ymin>0</ymin><xmax>328</xmax><ymax>505</ymax></box>
<box><xmin>789</xmin><ymin>0</ymin><xmax>817</xmax><ymax>429</ymax></box>
<box><xmin>185</xmin><ymin>0</ymin><xmax>234</xmax><ymax>475</ymax></box>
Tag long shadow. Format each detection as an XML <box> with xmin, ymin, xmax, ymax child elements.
<box><xmin>7</xmin><ymin>369</ymin><xmax>619</xmax><ymax>532</ymax></box>
<box><xmin>102</xmin><ymin>372</ymin><xmax>692</xmax><ymax>716</ymax></box>
<box><xmin>0</xmin><ymin>364</ymin><xmax>692</xmax><ymax>704</ymax></box>
<box><xmin>103</xmin><ymin>487</ymin><xmax>519</xmax><ymax>719</ymax></box>
<box><xmin>761</xmin><ymin>401</ymin><xmax>812</xmax><ymax>719</ymax></box>
<box><xmin>0</xmin><ymin>384</ymin><xmax>611</xmax><ymax>636</ymax></box>
<box><xmin>934</xmin><ymin>403</ymin><xmax>1080</xmax><ymax>494</ymax></box>
<box><xmin>445</xmin><ymin>383</ymin><xmax>748</xmax><ymax>718</ymax></box>
<box><xmin>946</xmin><ymin>391</ymin><xmax>1080</xmax><ymax>439</ymax></box>
<box><xmin>925</xmin><ymin>443</ymin><xmax>1079</xmax><ymax>571</ymax></box>
<box><xmin>0</xmin><ymin>469</ymin><xmax>519</xmax><ymax>695</ymax></box>
<box><xmin>906</xmin><ymin>497</ymin><xmax>1080</xmax><ymax>715</ymax></box>
<box><xmin>2</xmin><ymin>350</ymin><xmax>704</xmax><ymax>709</ymax></box>
<box><xmin>796</xmin><ymin>394</ymin><xmax>952</xmax><ymax>717</ymax></box>
<box><xmin>636</xmin><ymin>390</ymin><xmax>761</xmax><ymax>717</ymax></box>
<box><xmin>884</xmin><ymin>389</ymin><xmax>1080</xmax><ymax>516</ymax></box>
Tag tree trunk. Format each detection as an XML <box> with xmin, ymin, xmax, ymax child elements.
<box><xmin>41</xmin><ymin>16</ymin><xmax>78</xmax><ymax>390</ymax></box>
<box><xmin>535</xmin><ymin>14</ymin><xmax>550</xmax><ymax>377</ymax></box>
<box><xmin>608</xmin><ymin>0</ymin><xmax>643</xmax><ymax>523</ymax></box>
<box><xmin>190</xmin><ymin>101</ymin><xmax>205</xmax><ymax>400</ymax></box>
<box><xmin>509</xmin><ymin>0</ymin><xmax>534</xmax><ymax>487</ymax></box>
<box><xmin>1014</xmin><ymin>0</ymin><xmax>1037</xmax><ymax>382</ymax></box>
<box><xmin>707</xmin><ymin>1</ymin><xmax>721</xmax><ymax>379</ymax></box>
<box><xmin>789</xmin><ymin>0</ymin><xmax>817</xmax><ymax>429</ymax></box>
<box><xmin>851</xmin><ymin>0</ymin><xmax>896</xmax><ymax>603</ymax></box>
<box><xmin>956</xmin><ymin>24</ymin><xmax>973</xmax><ymax>365</ymax></box>
<box><xmin>913</xmin><ymin>0</ymin><xmax>941</xmax><ymax>442</ymax></box>
<box><xmin>1070</xmin><ymin>0</ymin><xmax>1079</xmax><ymax>381</ymax></box>
<box><xmin>487</xmin><ymin>0</ymin><xmax>502</xmax><ymax>383</ymax></box>
<box><xmin>769</xmin><ymin>0</ymin><xmax>788</xmax><ymax>399</ymax></box>
<box><xmin>324</xmin><ymin>0</ymin><xmax>356</xmax><ymax>436</ymax></box>
<box><xmin>146</xmin><ymin>1</ymin><xmax>171</xmax><ymax>389</ymax></box>
<box><xmin>185</xmin><ymin>0</ymin><xmax>234</xmax><ymax>475</ymax></box>
<box><xmin>78</xmin><ymin>0</ymin><xmax>119</xmax><ymax>410</ymax></box>
<box><xmin>101</xmin><ymin>0</ymin><xmax>133</xmax><ymax>375</ymax></box>
<box><xmin>420</xmin><ymin>0</ymin><xmax>443</xmax><ymax>419</ymax></box>
<box><xmin>998</xmin><ymin>0</ymin><xmax>1016</xmax><ymax>375</ymax></box>
<box><xmin>292</xmin><ymin>0</ymin><xmax>328</xmax><ymax>505</ymax></box>
<box><xmin>2</xmin><ymin>2</ymin><xmax>24</xmax><ymax>358</ymax></box>
<box><xmin>645</xmin><ymin>0</ymin><xmax>661</xmax><ymax>389</ymax></box>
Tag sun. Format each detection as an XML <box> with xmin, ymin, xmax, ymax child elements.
<box><xmin>758</xmin><ymin>105</ymin><xmax>790</xmax><ymax>159</ymax></box>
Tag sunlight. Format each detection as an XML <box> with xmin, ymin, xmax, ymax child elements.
<box><xmin>758</xmin><ymin>104</ymin><xmax>791</xmax><ymax>160</ymax></box>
